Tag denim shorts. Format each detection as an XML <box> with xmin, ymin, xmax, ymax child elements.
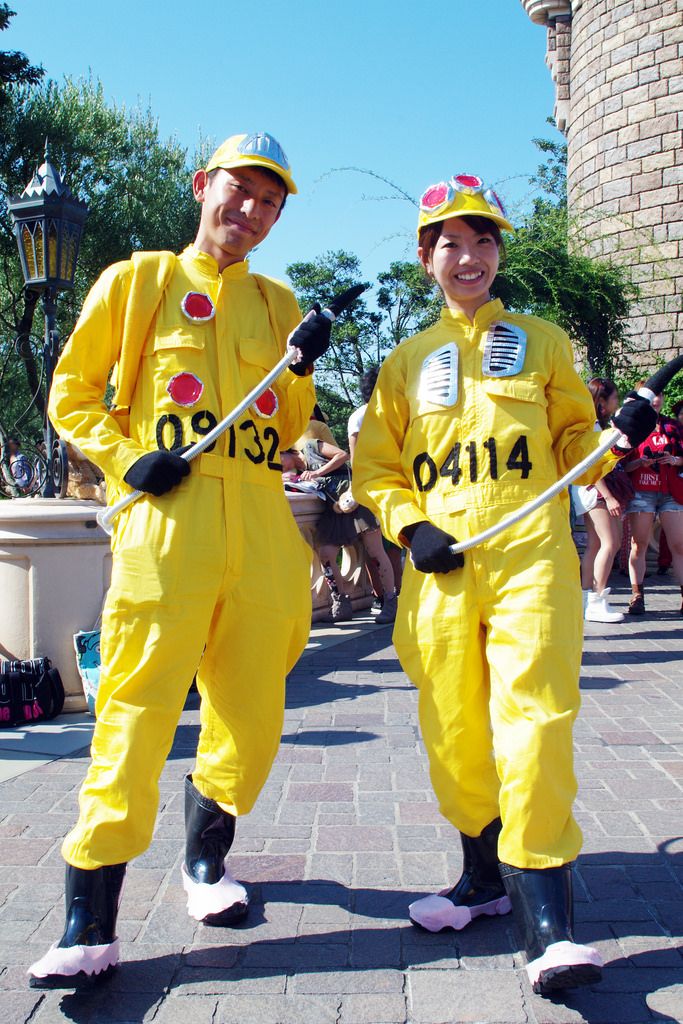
<box><xmin>626</xmin><ymin>490</ymin><xmax>683</xmax><ymax>515</ymax></box>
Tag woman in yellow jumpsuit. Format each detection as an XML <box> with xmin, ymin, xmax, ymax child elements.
<box><xmin>29</xmin><ymin>133</ymin><xmax>335</xmax><ymax>988</ymax></box>
<box><xmin>353</xmin><ymin>176</ymin><xmax>655</xmax><ymax>996</ymax></box>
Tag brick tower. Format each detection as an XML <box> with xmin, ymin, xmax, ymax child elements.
<box><xmin>520</xmin><ymin>0</ymin><xmax>683</xmax><ymax>362</ymax></box>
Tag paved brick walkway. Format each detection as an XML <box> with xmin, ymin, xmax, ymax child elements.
<box><xmin>0</xmin><ymin>575</ymin><xmax>681</xmax><ymax>1024</ymax></box>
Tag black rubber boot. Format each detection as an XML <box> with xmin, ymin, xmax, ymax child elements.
<box><xmin>409</xmin><ymin>818</ymin><xmax>511</xmax><ymax>931</ymax></box>
<box><xmin>499</xmin><ymin>863</ymin><xmax>602</xmax><ymax>995</ymax></box>
<box><xmin>28</xmin><ymin>862</ymin><xmax>126</xmax><ymax>988</ymax></box>
<box><xmin>182</xmin><ymin>774</ymin><xmax>249</xmax><ymax>925</ymax></box>
<box><xmin>445</xmin><ymin>817</ymin><xmax>508</xmax><ymax>906</ymax></box>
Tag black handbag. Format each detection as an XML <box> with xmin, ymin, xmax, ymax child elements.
<box><xmin>0</xmin><ymin>657</ymin><xmax>65</xmax><ymax>727</ymax></box>
<box><xmin>317</xmin><ymin>466</ymin><xmax>353</xmax><ymax>508</ymax></box>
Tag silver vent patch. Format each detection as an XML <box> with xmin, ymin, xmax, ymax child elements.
<box><xmin>482</xmin><ymin>322</ymin><xmax>527</xmax><ymax>377</ymax></box>
<box><xmin>418</xmin><ymin>343</ymin><xmax>459</xmax><ymax>406</ymax></box>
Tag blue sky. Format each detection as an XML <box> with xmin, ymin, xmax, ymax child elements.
<box><xmin>5</xmin><ymin>0</ymin><xmax>561</xmax><ymax>285</ymax></box>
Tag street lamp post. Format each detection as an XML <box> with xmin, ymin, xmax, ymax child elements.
<box><xmin>7</xmin><ymin>145</ymin><xmax>88</xmax><ymax>497</ymax></box>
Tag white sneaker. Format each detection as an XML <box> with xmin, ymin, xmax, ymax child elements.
<box><xmin>585</xmin><ymin>588</ymin><xmax>624</xmax><ymax>623</ymax></box>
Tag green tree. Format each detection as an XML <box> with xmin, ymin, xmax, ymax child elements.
<box><xmin>1</xmin><ymin>76</ymin><xmax>200</xmax><ymax>339</ymax></box>
<box><xmin>286</xmin><ymin>250</ymin><xmax>375</xmax><ymax>405</ymax></box>
<box><xmin>494</xmin><ymin>203</ymin><xmax>636</xmax><ymax>377</ymax></box>
<box><xmin>0</xmin><ymin>76</ymin><xmax>201</xmax><ymax>454</ymax></box>
<box><xmin>0</xmin><ymin>4</ymin><xmax>43</xmax><ymax>107</ymax></box>
<box><xmin>286</xmin><ymin>251</ymin><xmax>440</xmax><ymax>433</ymax></box>
<box><xmin>528</xmin><ymin>131</ymin><xmax>567</xmax><ymax>207</ymax></box>
<box><xmin>375</xmin><ymin>260</ymin><xmax>440</xmax><ymax>348</ymax></box>
<box><xmin>494</xmin><ymin>134</ymin><xmax>637</xmax><ymax>377</ymax></box>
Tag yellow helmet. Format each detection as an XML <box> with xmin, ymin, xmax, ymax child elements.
<box><xmin>206</xmin><ymin>132</ymin><xmax>297</xmax><ymax>195</ymax></box>
<box><xmin>417</xmin><ymin>174</ymin><xmax>514</xmax><ymax>236</ymax></box>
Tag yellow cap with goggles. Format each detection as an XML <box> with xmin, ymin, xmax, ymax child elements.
<box><xmin>417</xmin><ymin>174</ymin><xmax>514</xmax><ymax>236</ymax></box>
<box><xmin>206</xmin><ymin>132</ymin><xmax>298</xmax><ymax>195</ymax></box>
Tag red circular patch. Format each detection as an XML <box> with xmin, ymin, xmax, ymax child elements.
<box><xmin>181</xmin><ymin>292</ymin><xmax>215</xmax><ymax>321</ymax></box>
<box><xmin>167</xmin><ymin>372</ymin><xmax>204</xmax><ymax>407</ymax></box>
<box><xmin>253</xmin><ymin>388</ymin><xmax>278</xmax><ymax>418</ymax></box>
<box><xmin>422</xmin><ymin>183</ymin><xmax>450</xmax><ymax>209</ymax></box>
<box><xmin>454</xmin><ymin>174</ymin><xmax>483</xmax><ymax>190</ymax></box>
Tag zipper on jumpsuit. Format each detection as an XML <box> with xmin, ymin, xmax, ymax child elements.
<box><xmin>458</xmin><ymin>319</ymin><xmax>491</xmax><ymax>613</ymax></box>
<box><xmin>212</xmin><ymin>273</ymin><xmax>241</xmax><ymax>587</ymax></box>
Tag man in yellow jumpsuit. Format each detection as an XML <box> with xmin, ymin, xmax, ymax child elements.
<box><xmin>353</xmin><ymin>175</ymin><xmax>655</xmax><ymax>995</ymax></box>
<box><xmin>29</xmin><ymin>133</ymin><xmax>332</xmax><ymax>987</ymax></box>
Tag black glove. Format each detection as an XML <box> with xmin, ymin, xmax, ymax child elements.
<box><xmin>123</xmin><ymin>450</ymin><xmax>191</xmax><ymax>496</ymax></box>
<box><xmin>403</xmin><ymin>521</ymin><xmax>464</xmax><ymax>574</ymax></box>
<box><xmin>289</xmin><ymin>285</ymin><xmax>366</xmax><ymax>376</ymax></box>
<box><xmin>288</xmin><ymin>311</ymin><xmax>332</xmax><ymax>376</ymax></box>
<box><xmin>612</xmin><ymin>397</ymin><xmax>657</xmax><ymax>450</ymax></box>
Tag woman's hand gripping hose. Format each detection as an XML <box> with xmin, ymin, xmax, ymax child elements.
<box><xmin>446</xmin><ymin>354</ymin><xmax>682</xmax><ymax>559</ymax></box>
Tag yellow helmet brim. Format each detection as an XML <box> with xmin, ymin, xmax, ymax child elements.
<box><xmin>206</xmin><ymin>132</ymin><xmax>298</xmax><ymax>195</ymax></box>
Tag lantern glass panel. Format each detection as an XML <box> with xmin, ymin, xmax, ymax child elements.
<box><xmin>59</xmin><ymin>228</ymin><xmax>69</xmax><ymax>280</ymax></box>
<box><xmin>47</xmin><ymin>220</ymin><xmax>58</xmax><ymax>279</ymax></box>
<box><xmin>61</xmin><ymin>223</ymin><xmax>79</xmax><ymax>283</ymax></box>
<box><xmin>33</xmin><ymin>221</ymin><xmax>45</xmax><ymax>278</ymax></box>
<box><xmin>21</xmin><ymin>224</ymin><xmax>37</xmax><ymax>278</ymax></box>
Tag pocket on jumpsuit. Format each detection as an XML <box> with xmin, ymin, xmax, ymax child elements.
<box><xmin>258</xmin><ymin>484</ymin><xmax>312</xmax><ymax>619</ymax></box>
<box><xmin>113</xmin><ymin>329</ymin><xmax>208</xmax><ymax>607</ymax></box>
<box><xmin>480</xmin><ymin>375</ymin><xmax>548</xmax><ymax>443</ymax></box>
<box><xmin>238</xmin><ymin>335</ymin><xmax>282</xmax><ymax>394</ymax></box>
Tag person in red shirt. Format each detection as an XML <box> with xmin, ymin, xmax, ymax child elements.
<box><xmin>624</xmin><ymin>387</ymin><xmax>683</xmax><ymax>615</ymax></box>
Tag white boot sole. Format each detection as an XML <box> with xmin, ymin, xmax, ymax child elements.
<box><xmin>527</xmin><ymin>939</ymin><xmax>603</xmax><ymax>994</ymax></box>
<box><xmin>182</xmin><ymin>857</ymin><xmax>249</xmax><ymax>924</ymax></box>
<box><xmin>28</xmin><ymin>939</ymin><xmax>119</xmax><ymax>988</ymax></box>
<box><xmin>409</xmin><ymin>892</ymin><xmax>511</xmax><ymax>932</ymax></box>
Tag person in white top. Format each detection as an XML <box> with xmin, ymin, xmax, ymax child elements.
<box><xmin>348</xmin><ymin>367</ymin><xmax>399</xmax><ymax>624</ymax></box>
<box><xmin>580</xmin><ymin>378</ymin><xmax>631</xmax><ymax>623</ymax></box>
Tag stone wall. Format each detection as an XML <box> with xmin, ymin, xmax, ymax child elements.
<box><xmin>520</xmin><ymin>0</ymin><xmax>683</xmax><ymax>363</ymax></box>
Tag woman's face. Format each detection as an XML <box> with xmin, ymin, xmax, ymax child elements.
<box><xmin>602</xmin><ymin>389</ymin><xmax>619</xmax><ymax>417</ymax></box>
<box><xmin>281</xmin><ymin>451</ymin><xmax>301</xmax><ymax>473</ymax></box>
<box><xmin>419</xmin><ymin>216</ymin><xmax>499</xmax><ymax>317</ymax></box>
<box><xmin>652</xmin><ymin>393</ymin><xmax>663</xmax><ymax>413</ymax></box>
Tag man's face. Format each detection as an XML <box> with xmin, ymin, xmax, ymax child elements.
<box><xmin>193</xmin><ymin>166</ymin><xmax>286</xmax><ymax>268</ymax></box>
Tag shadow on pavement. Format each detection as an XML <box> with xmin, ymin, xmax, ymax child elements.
<box><xmin>52</xmin><ymin>931</ymin><xmax>680</xmax><ymax>1024</ymax></box>
<box><xmin>280</xmin><ymin>729</ymin><xmax>379</xmax><ymax>746</ymax></box>
<box><xmin>168</xmin><ymin>724</ymin><xmax>381</xmax><ymax>759</ymax></box>
<box><xmin>49</xmin><ymin>840</ymin><xmax>682</xmax><ymax>1024</ymax></box>
<box><xmin>579</xmin><ymin>676</ymin><xmax>631</xmax><ymax>691</ymax></box>
<box><xmin>583</xmin><ymin>649</ymin><xmax>682</xmax><ymax>665</ymax></box>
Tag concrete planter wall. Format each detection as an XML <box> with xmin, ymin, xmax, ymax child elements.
<box><xmin>0</xmin><ymin>495</ymin><xmax>373</xmax><ymax>713</ymax></box>
<box><xmin>0</xmin><ymin>499</ymin><xmax>112</xmax><ymax>713</ymax></box>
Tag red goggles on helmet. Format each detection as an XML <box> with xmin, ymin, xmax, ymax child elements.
<box><xmin>419</xmin><ymin>174</ymin><xmax>508</xmax><ymax>219</ymax></box>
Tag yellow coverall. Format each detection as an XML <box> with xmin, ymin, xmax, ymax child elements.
<box><xmin>353</xmin><ymin>299</ymin><xmax>619</xmax><ymax>869</ymax></box>
<box><xmin>49</xmin><ymin>247</ymin><xmax>315</xmax><ymax>870</ymax></box>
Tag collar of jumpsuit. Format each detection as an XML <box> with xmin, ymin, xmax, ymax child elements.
<box><xmin>183</xmin><ymin>245</ymin><xmax>250</xmax><ymax>282</ymax></box>
<box><xmin>440</xmin><ymin>296</ymin><xmax>505</xmax><ymax>330</ymax></box>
